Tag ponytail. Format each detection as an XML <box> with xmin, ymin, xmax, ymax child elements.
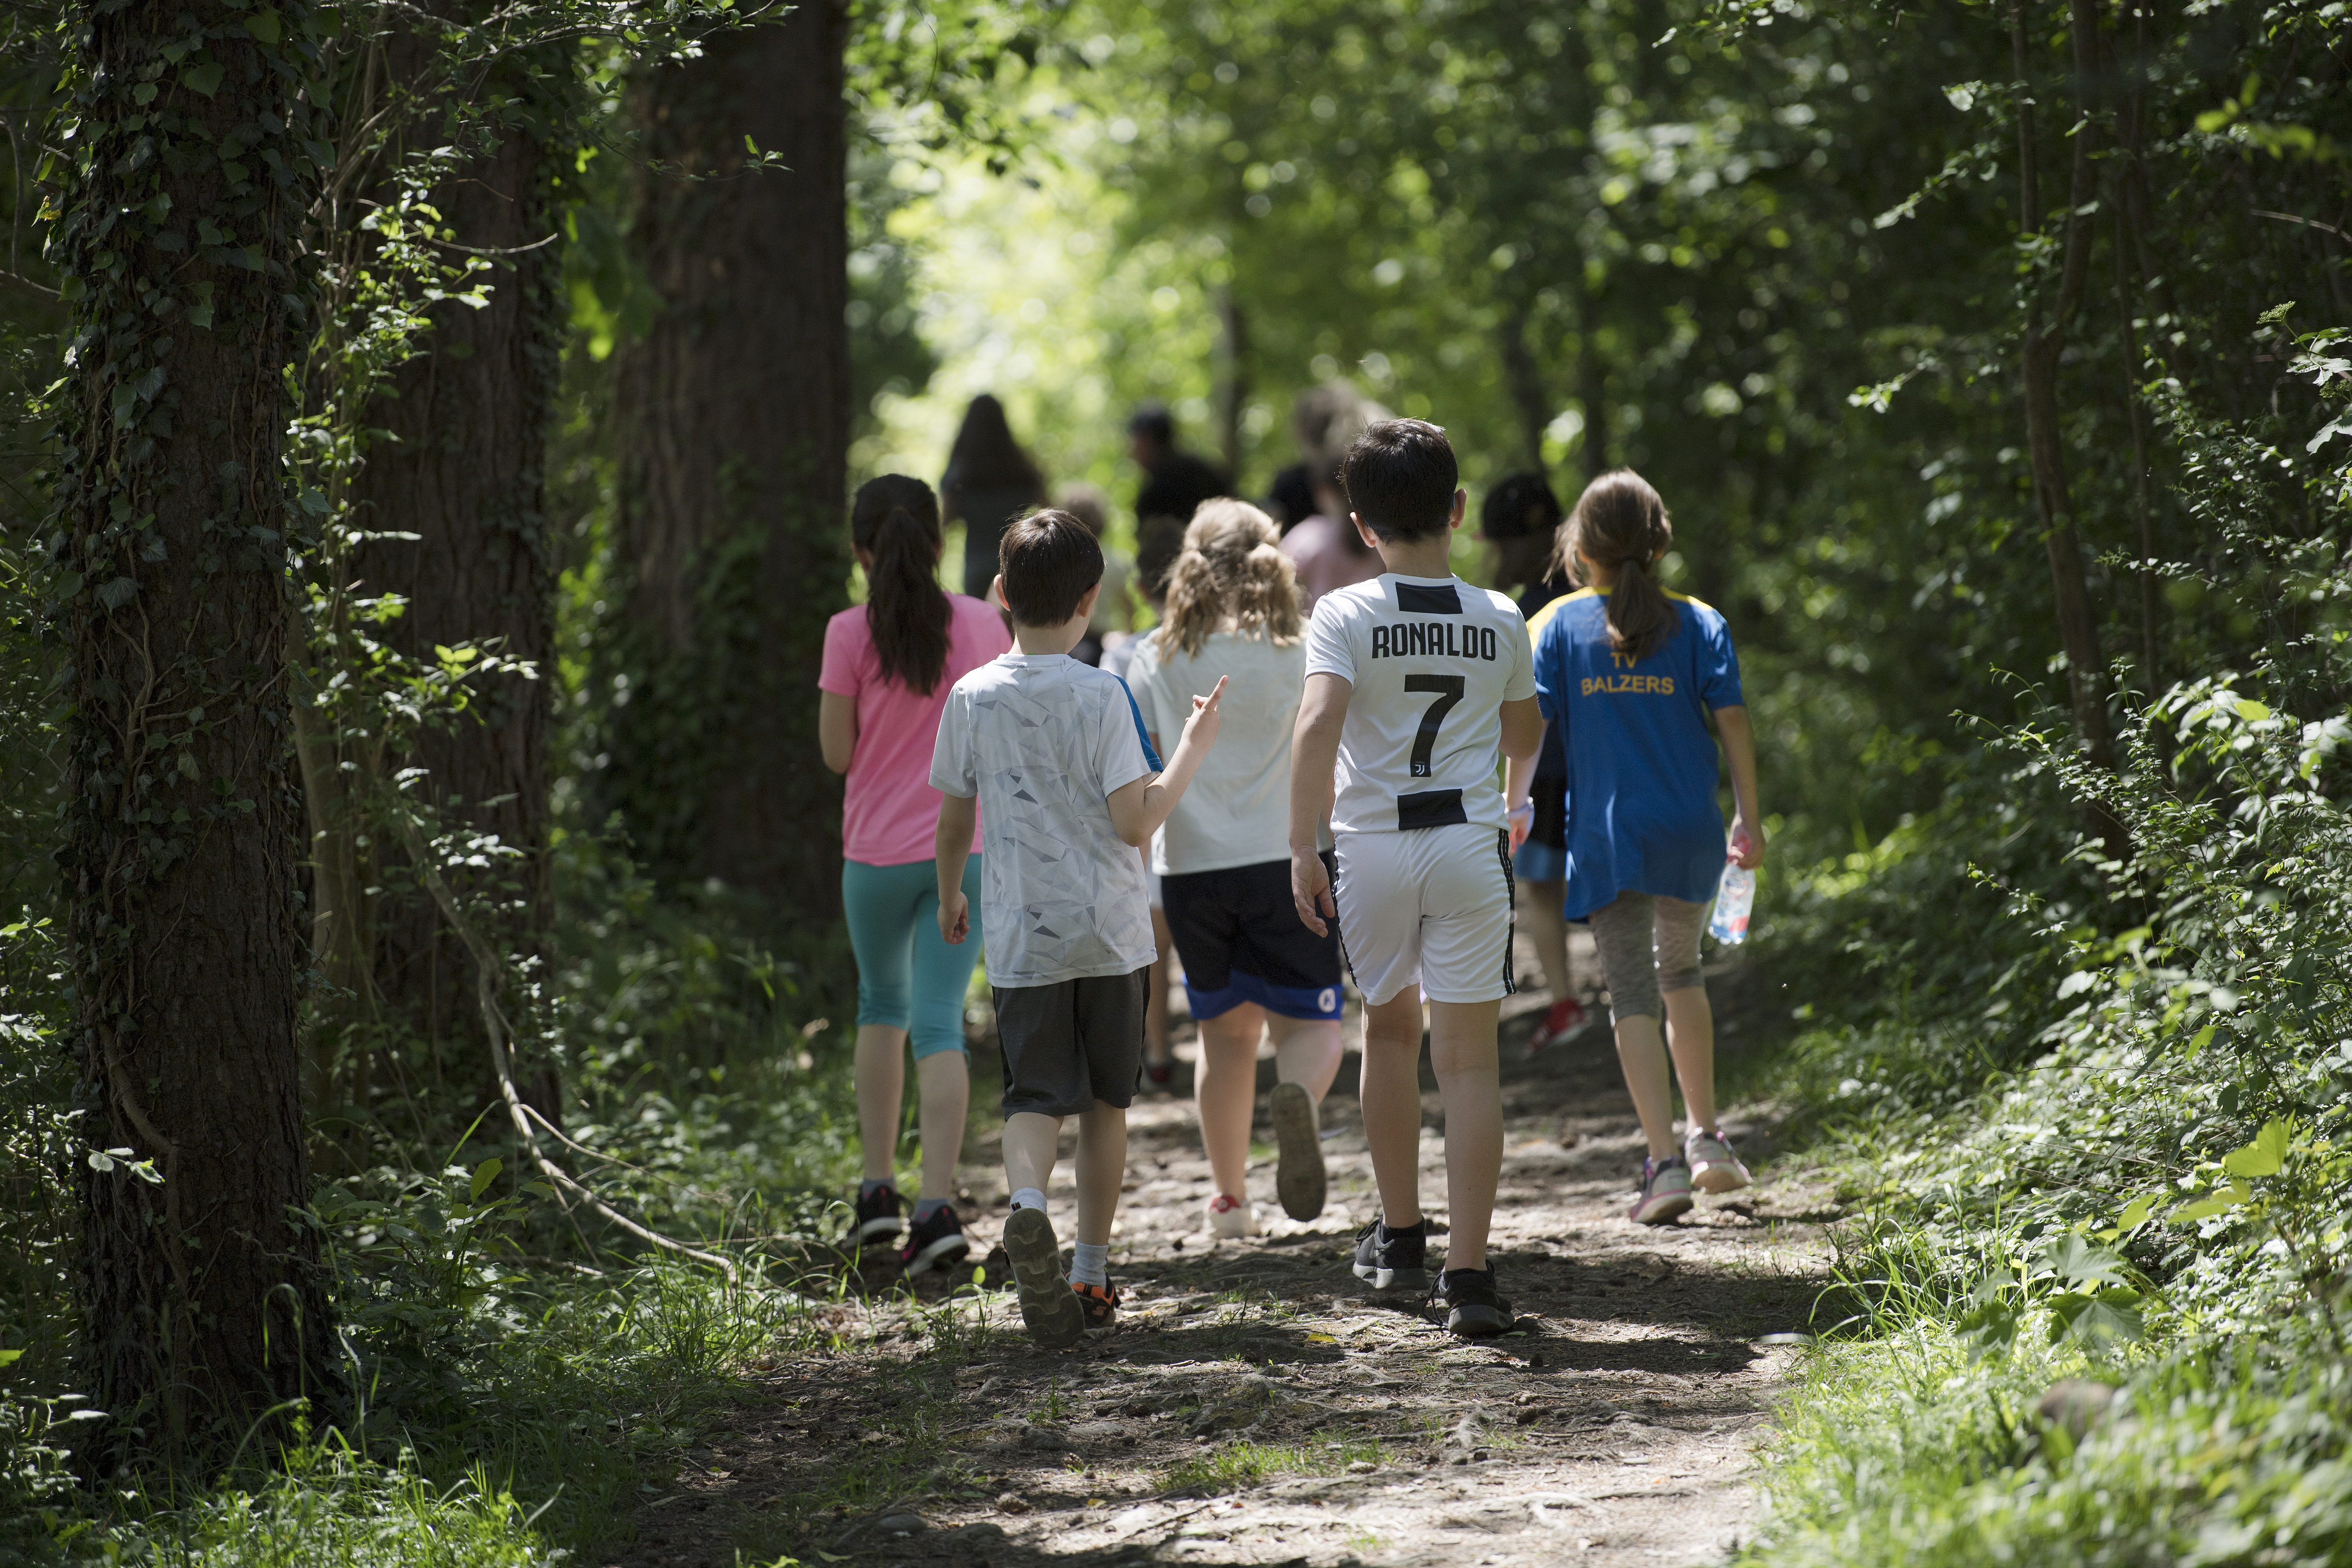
<box><xmin>852</xmin><ymin>475</ymin><xmax>952</xmax><ymax>694</ymax></box>
<box><xmin>1560</xmin><ymin>469</ymin><xmax>1677</xmax><ymax>662</ymax></box>
<box><xmin>1156</xmin><ymin>499</ymin><xmax>1302</xmax><ymax>657</ymax></box>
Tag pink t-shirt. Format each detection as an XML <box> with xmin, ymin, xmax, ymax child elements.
<box><xmin>820</xmin><ymin>593</ymin><xmax>1012</xmax><ymax>866</ymax></box>
<box><xmin>1279</xmin><ymin>514</ymin><xmax>1385</xmax><ymax>612</ymax></box>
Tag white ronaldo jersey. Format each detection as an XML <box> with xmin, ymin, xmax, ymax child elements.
<box><xmin>1302</xmin><ymin>573</ymin><xmax>1538</xmax><ymax>835</ymax></box>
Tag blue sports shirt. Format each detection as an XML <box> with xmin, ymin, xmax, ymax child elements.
<box><xmin>1528</xmin><ymin>588</ymin><xmax>1743</xmax><ymax>918</ymax></box>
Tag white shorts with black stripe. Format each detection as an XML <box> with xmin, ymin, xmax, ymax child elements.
<box><xmin>1332</xmin><ymin>823</ymin><xmax>1517</xmax><ymax>1007</ymax></box>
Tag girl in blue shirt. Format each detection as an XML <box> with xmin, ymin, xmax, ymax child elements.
<box><xmin>1529</xmin><ymin>471</ymin><xmax>1765</xmax><ymax>1225</ymax></box>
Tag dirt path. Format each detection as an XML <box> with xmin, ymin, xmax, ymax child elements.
<box><xmin>612</xmin><ymin>937</ymin><xmax>1832</xmax><ymax>1568</ymax></box>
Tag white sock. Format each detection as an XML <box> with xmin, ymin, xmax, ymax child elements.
<box><xmin>1011</xmin><ymin>1187</ymin><xmax>1047</xmax><ymax>1212</ymax></box>
<box><xmin>1071</xmin><ymin>1241</ymin><xmax>1109</xmax><ymax>1288</ymax></box>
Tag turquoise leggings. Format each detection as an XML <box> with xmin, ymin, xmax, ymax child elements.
<box><xmin>842</xmin><ymin>856</ymin><xmax>983</xmax><ymax>1060</ymax></box>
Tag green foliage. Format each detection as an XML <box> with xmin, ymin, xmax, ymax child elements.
<box><xmin>1162</xmin><ymin>1434</ymin><xmax>1386</xmax><ymax>1496</ymax></box>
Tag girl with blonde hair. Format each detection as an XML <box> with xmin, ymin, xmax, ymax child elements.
<box><xmin>1129</xmin><ymin>500</ymin><xmax>1345</xmax><ymax>1235</ymax></box>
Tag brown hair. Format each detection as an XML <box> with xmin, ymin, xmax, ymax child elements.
<box><xmin>996</xmin><ymin>508</ymin><xmax>1103</xmax><ymax>626</ymax></box>
<box><xmin>852</xmin><ymin>475</ymin><xmax>951</xmax><ymax>694</ymax></box>
<box><xmin>1154</xmin><ymin>500</ymin><xmax>1302</xmax><ymax>658</ymax></box>
<box><xmin>1555</xmin><ymin>469</ymin><xmax>1677</xmax><ymax>661</ymax></box>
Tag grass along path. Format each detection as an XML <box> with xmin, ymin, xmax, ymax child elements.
<box><xmin>604</xmin><ymin>941</ymin><xmax>1832</xmax><ymax>1568</ymax></box>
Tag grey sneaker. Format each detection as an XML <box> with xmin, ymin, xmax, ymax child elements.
<box><xmin>1270</xmin><ymin>1081</ymin><xmax>1327</xmax><ymax>1221</ymax></box>
<box><xmin>1685</xmin><ymin>1127</ymin><xmax>1752</xmax><ymax>1193</ymax></box>
<box><xmin>1001</xmin><ymin>1207</ymin><xmax>1087</xmax><ymax>1348</ymax></box>
<box><xmin>1628</xmin><ymin>1155</ymin><xmax>1695</xmax><ymax>1225</ymax></box>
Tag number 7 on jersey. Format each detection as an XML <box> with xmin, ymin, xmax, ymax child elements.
<box><xmin>1403</xmin><ymin>674</ymin><xmax>1466</xmax><ymax>778</ymax></box>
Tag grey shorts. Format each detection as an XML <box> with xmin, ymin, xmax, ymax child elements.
<box><xmin>994</xmin><ymin>968</ymin><xmax>1149</xmax><ymax>1117</ymax></box>
<box><xmin>1587</xmin><ymin>891</ymin><xmax>1707</xmax><ymax>1023</ymax></box>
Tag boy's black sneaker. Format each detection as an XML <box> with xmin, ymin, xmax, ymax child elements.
<box><xmin>1431</xmin><ymin>1267</ymin><xmax>1514</xmax><ymax>1338</ymax></box>
<box><xmin>1002</xmin><ymin>1206</ymin><xmax>1087</xmax><ymax>1348</ymax></box>
<box><xmin>1351</xmin><ymin>1217</ymin><xmax>1429</xmax><ymax>1295</ymax></box>
<box><xmin>854</xmin><ymin>1183</ymin><xmax>904</xmax><ymax>1247</ymax></box>
<box><xmin>900</xmin><ymin>1203</ymin><xmax>971</xmax><ymax>1277</ymax></box>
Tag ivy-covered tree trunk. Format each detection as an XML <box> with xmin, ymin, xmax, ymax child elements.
<box><xmin>49</xmin><ymin>0</ymin><xmax>337</xmax><ymax>1457</ymax></box>
<box><xmin>347</xmin><ymin>39</ymin><xmax>561</xmax><ymax>1107</ymax></box>
<box><xmin>605</xmin><ymin>0</ymin><xmax>851</xmax><ymax>923</ymax></box>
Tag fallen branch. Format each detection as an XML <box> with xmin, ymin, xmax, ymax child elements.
<box><xmin>390</xmin><ymin>808</ymin><xmax>740</xmax><ymax>1281</ymax></box>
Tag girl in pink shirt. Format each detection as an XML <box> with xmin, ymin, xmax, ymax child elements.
<box><xmin>819</xmin><ymin>475</ymin><xmax>1013</xmax><ymax>1274</ymax></box>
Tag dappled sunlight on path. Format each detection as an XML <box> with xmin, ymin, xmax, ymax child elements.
<box><xmin>605</xmin><ymin>936</ymin><xmax>1832</xmax><ymax>1568</ymax></box>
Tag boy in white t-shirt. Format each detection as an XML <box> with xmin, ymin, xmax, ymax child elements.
<box><xmin>932</xmin><ymin>510</ymin><xmax>1226</xmax><ymax>1347</ymax></box>
<box><xmin>1288</xmin><ymin>420</ymin><xmax>1546</xmax><ymax>1338</ymax></box>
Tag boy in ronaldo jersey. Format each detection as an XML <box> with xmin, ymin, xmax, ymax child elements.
<box><xmin>1288</xmin><ymin>419</ymin><xmax>1546</xmax><ymax>1338</ymax></box>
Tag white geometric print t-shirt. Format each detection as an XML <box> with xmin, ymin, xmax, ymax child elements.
<box><xmin>929</xmin><ymin>652</ymin><xmax>1159</xmax><ymax>988</ymax></box>
<box><xmin>1302</xmin><ymin>573</ymin><xmax>1538</xmax><ymax>836</ymax></box>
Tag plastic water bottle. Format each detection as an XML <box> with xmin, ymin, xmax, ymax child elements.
<box><xmin>1708</xmin><ymin>862</ymin><xmax>1755</xmax><ymax>945</ymax></box>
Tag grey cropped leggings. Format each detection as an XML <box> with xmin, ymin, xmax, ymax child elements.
<box><xmin>1587</xmin><ymin>890</ymin><xmax>1707</xmax><ymax>1023</ymax></box>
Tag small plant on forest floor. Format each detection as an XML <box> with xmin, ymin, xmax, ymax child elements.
<box><xmin>1161</xmin><ymin>1434</ymin><xmax>1385</xmax><ymax>1495</ymax></box>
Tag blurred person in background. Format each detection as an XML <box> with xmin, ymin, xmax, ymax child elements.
<box><xmin>1056</xmin><ymin>482</ymin><xmax>1126</xmax><ymax>667</ymax></box>
<box><xmin>1102</xmin><ymin>512</ymin><xmax>1192</xmax><ymax>1089</ymax></box>
<box><xmin>943</xmin><ymin>393</ymin><xmax>1049</xmax><ymax>601</ymax></box>
<box><xmin>1129</xmin><ymin>403</ymin><xmax>1230</xmax><ymax>531</ymax></box>
<box><xmin>1483</xmin><ymin>471</ymin><xmax>1587</xmax><ymax>1053</ymax></box>
<box><xmin>1278</xmin><ymin>383</ymin><xmax>1389</xmax><ymax>610</ymax></box>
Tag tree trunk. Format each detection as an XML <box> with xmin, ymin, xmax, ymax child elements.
<box><xmin>52</xmin><ymin>0</ymin><xmax>336</xmax><ymax>1459</ymax></box>
<box><xmin>2012</xmin><ymin>0</ymin><xmax>2118</xmax><ymax>776</ymax></box>
<box><xmin>1499</xmin><ymin>304</ymin><xmax>1551</xmax><ymax>472</ymax></box>
<box><xmin>1576</xmin><ymin>274</ymin><xmax>1611</xmax><ymax>478</ymax></box>
<box><xmin>1216</xmin><ymin>287</ymin><xmax>1247</xmax><ymax>479</ymax></box>
<box><xmin>345</xmin><ymin>31</ymin><xmax>561</xmax><ymax>1114</ymax></box>
<box><xmin>604</xmin><ymin>2</ymin><xmax>851</xmax><ymax>923</ymax></box>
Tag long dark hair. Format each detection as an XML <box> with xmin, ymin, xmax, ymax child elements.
<box><xmin>942</xmin><ymin>394</ymin><xmax>1044</xmax><ymax>493</ymax></box>
<box><xmin>852</xmin><ymin>475</ymin><xmax>952</xmax><ymax>694</ymax></box>
<box><xmin>1556</xmin><ymin>469</ymin><xmax>1677</xmax><ymax>661</ymax></box>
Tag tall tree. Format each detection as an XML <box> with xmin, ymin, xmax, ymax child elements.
<box><xmin>49</xmin><ymin>0</ymin><xmax>336</xmax><ymax>1453</ymax></box>
<box><xmin>603</xmin><ymin>0</ymin><xmax>851</xmax><ymax>920</ymax></box>
<box><xmin>344</xmin><ymin>28</ymin><xmax>562</xmax><ymax>1093</ymax></box>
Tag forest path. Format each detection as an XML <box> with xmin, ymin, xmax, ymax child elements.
<box><xmin>612</xmin><ymin>942</ymin><xmax>1834</xmax><ymax>1568</ymax></box>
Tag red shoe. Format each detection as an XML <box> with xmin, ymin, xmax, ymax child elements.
<box><xmin>1528</xmin><ymin>996</ymin><xmax>1590</xmax><ymax>1054</ymax></box>
<box><xmin>1143</xmin><ymin>1055</ymin><xmax>1173</xmax><ymax>1087</ymax></box>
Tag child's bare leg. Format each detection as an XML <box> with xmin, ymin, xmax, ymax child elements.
<box><xmin>1270</xmin><ymin>1015</ymin><xmax>1344</xmax><ymax>1102</ymax></box>
<box><xmin>1195</xmin><ymin>1004</ymin><xmax>1264</xmax><ymax>1196</ymax></box>
<box><xmin>1613</xmin><ymin>1015</ymin><xmax>1680</xmax><ymax>1158</ymax></box>
<box><xmin>1359</xmin><ymin>992</ymin><xmax>1427</xmax><ymax>1228</ymax></box>
<box><xmin>1073</xmin><ymin>1101</ymin><xmax>1128</xmax><ymax>1246</ymax></box>
<box><xmin>914</xmin><ymin>1051</ymin><xmax>971</xmax><ymax>1201</ymax></box>
<box><xmin>1002</xmin><ymin>1111</ymin><xmax>1064</xmax><ymax>1199</ymax></box>
<box><xmin>1519</xmin><ymin>878</ymin><xmax>1572</xmax><ymax>1004</ymax></box>
<box><xmin>854</xmin><ymin>1024</ymin><xmax>909</xmax><ymax>1182</ymax></box>
<box><xmin>1143</xmin><ymin>906</ymin><xmax>1174</xmax><ymax>1066</ymax></box>
<box><xmin>1662</xmin><ymin>986</ymin><xmax>1715</xmax><ymax>1132</ymax></box>
<box><xmin>1428</xmin><ymin>999</ymin><xmax>1502</xmax><ymax>1273</ymax></box>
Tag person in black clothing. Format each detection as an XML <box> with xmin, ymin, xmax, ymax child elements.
<box><xmin>1128</xmin><ymin>403</ymin><xmax>1230</xmax><ymax>528</ymax></box>
<box><xmin>944</xmin><ymin>394</ymin><xmax>1050</xmax><ymax>601</ymax></box>
<box><xmin>1265</xmin><ymin>463</ymin><xmax>1318</xmax><ymax>533</ymax></box>
<box><xmin>1481</xmin><ymin>471</ymin><xmax>1588</xmax><ymax>1054</ymax></box>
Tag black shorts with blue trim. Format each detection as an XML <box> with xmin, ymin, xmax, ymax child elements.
<box><xmin>1162</xmin><ymin>855</ymin><xmax>1345</xmax><ymax>1023</ymax></box>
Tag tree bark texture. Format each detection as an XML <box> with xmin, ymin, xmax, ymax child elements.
<box><xmin>2011</xmin><ymin>0</ymin><xmax>2117</xmax><ymax>774</ymax></box>
<box><xmin>345</xmin><ymin>29</ymin><xmax>560</xmax><ymax>1073</ymax></box>
<box><xmin>605</xmin><ymin>1</ymin><xmax>851</xmax><ymax>922</ymax></box>
<box><xmin>1499</xmin><ymin>305</ymin><xmax>1551</xmax><ymax>471</ymax></box>
<box><xmin>51</xmin><ymin>0</ymin><xmax>336</xmax><ymax>1458</ymax></box>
